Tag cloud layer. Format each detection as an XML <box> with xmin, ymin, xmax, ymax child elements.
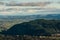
<box><xmin>0</xmin><ymin>2</ymin><xmax>60</xmax><ymax>15</ymax></box>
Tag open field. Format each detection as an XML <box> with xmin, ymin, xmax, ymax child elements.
<box><xmin>0</xmin><ymin>19</ymin><xmax>30</xmax><ymax>32</ymax></box>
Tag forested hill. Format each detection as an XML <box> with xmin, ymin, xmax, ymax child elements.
<box><xmin>1</xmin><ymin>19</ymin><xmax>60</xmax><ymax>36</ymax></box>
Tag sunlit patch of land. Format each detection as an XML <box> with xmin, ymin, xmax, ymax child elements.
<box><xmin>0</xmin><ymin>19</ymin><xmax>30</xmax><ymax>32</ymax></box>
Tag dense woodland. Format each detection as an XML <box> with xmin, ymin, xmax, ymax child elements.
<box><xmin>1</xmin><ymin>19</ymin><xmax>60</xmax><ymax>36</ymax></box>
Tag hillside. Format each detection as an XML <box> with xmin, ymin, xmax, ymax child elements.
<box><xmin>0</xmin><ymin>14</ymin><xmax>60</xmax><ymax>32</ymax></box>
<box><xmin>1</xmin><ymin>19</ymin><xmax>60</xmax><ymax>36</ymax></box>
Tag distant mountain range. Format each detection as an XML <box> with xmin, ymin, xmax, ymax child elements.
<box><xmin>0</xmin><ymin>14</ymin><xmax>60</xmax><ymax>20</ymax></box>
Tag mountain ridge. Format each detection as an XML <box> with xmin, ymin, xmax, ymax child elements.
<box><xmin>0</xmin><ymin>14</ymin><xmax>60</xmax><ymax>20</ymax></box>
<box><xmin>1</xmin><ymin>19</ymin><xmax>60</xmax><ymax>36</ymax></box>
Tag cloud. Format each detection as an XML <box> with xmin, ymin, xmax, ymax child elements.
<box><xmin>45</xmin><ymin>3</ymin><xmax>60</xmax><ymax>9</ymax></box>
<box><xmin>0</xmin><ymin>3</ymin><xmax>60</xmax><ymax>15</ymax></box>
<box><xmin>0</xmin><ymin>0</ymin><xmax>60</xmax><ymax>2</ymax></box>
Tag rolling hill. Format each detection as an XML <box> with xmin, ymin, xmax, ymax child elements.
<box><xmin>1</xmin><ymin>19</ymin><xmax>60</xmax><ymax>36</ymax></box>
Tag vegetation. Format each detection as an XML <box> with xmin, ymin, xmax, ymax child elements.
<box><xmin>0</xmin><ymin>34</ymin><xmax>60</xmax><ymax>40</ymax></box>
<box><xmin>1</xmin><ymin>19</ymin><xmax>60</xmax><ymax>36</ymax></box>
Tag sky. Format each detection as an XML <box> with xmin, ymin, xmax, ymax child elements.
<box><xmin>0</xmin><ymin>0</ymin><xmax>60</xmax><ymax>2</ymax></box>
<box><xmin>0</xmin><ymin>0</ymin><xmax>60</xmax><ymax>15</ymax></box>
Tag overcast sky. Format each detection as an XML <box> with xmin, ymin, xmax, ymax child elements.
<box><xmin>0</xmin><ymin>0</ymin><xmax>60</xmax><ymax>2</ymax></box>
<box><xmin>0</xmin><ymin>0</ymin><xmax>60</xmax><ymax>15</ymax></box>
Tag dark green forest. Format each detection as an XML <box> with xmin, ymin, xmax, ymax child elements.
<box><xmin>1</xmin><ymin>19</ymin><xmax>60</xmax><ymax>36</ymax></box>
